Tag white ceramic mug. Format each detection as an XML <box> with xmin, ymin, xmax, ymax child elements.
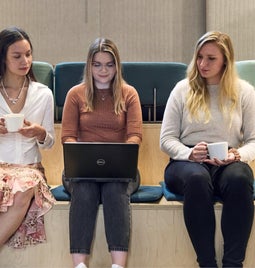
<box><xmin>207</xmin><ymin>141</ymin><xmax>228</xmax><ymax>160</ymax></box>
<box><xmin>4</xmin><ymin>113</ymin><xmax>24</xmax><ymax>132</ymax></box>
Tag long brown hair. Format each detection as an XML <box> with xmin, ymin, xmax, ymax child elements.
<box><xmin>83</xmin><ymin>38</ymin><xmax>125</xmax><ymax>114</ymax></box>
<box><xmin>0</xmin><ymin>26</ymin><xmax>36</xmax><ymax>81</ymax></box>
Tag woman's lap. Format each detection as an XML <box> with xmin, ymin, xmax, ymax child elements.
<box><xmin>0</xmin><ymin>162</ymin><xmax>55</xmax><ymax>248</ymax></box>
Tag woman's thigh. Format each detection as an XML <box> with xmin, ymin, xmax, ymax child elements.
<box><xmin>213</xmin><ymin>161</ymin><xmax>254</xmax><ymax>198</ymax></box>
<box><xmin>164</xmin><ymin>160</ymin><xmax>212</xmax><ymax>195</ymax></box>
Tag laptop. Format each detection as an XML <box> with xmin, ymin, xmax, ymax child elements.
<box><xmin>63</xmin><ymin>142</ymin><xmax>139</xmax><ymax>182</ymax></box>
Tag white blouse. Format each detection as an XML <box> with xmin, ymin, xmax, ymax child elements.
<box><xmin>0</xmin><ymin>81</ymin><xmax>55</xmax><ymax>165</ymax></box>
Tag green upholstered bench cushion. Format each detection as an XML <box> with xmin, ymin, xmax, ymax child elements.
<box><xmin>51</xmin><ymin>185</ymin><xmax>70</xmax><ymax>201</ymax></box>
<box><xmin>160</xmin><ymin>181</ymin><xmax>255</xmax><ymax>201</ymax></box>
<box><xmin>160</xmin><ymin>181</ymin><xmax>221</xmax><ymax>202</ymax></box>
<box><xmin>130</xmin><ymin>185</ymin><xmax>163</xmax><ymax>202</ymax></box>
<box><xmin>159</xmin><ymin>181</ymin><xmax>184</xmax><ymax>201</ymax></box>
<box><xmin>51</xmin><ymin>185</ymin><xmax>163</xmax><ymax>203</ymax></box>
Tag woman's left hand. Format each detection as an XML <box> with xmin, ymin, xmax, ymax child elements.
<box><xmin>18</xmin><ymin>119</ymin><xmax>46</xmax><ymax>141</ymax></box>
<box><xmin>203</xmin><ymin>149</ymin><xmax>240</xmax><ymax>166</ymax></box>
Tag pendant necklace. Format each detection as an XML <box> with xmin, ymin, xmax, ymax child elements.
<box><xmin>1</xmin><ymin>77</ymin><xmax>26</xmax><ymax>105</ymax></box>
<box><xmin>98</xmin><ymin>91</ymin><xmax>107</xmax><ymax>101</ymax></box>
<box><xmin>101</xmin><ymin>94</ymin><xmax>106</xmax><ymax>101</ymax></box>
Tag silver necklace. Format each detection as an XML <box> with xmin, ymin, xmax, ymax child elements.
<box><xmin>1</xmin><ymin>77</ymin><xmax>26</xmax><ymax>105</ymax></box>
<box><xmin>101</xmin><ymin>94</ymin><xmax>106</xmax><ymax>101</ymax></box>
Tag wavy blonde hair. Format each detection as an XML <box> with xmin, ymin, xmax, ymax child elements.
<box><xmin>83</xmin><ymin>38</ymin><xmax>125</xmax><ymax>115</ymax></box>
<box><xmin>186</xmin><ymin>31</ymin><xmax>238</xmax><ymax>123</ymax></box>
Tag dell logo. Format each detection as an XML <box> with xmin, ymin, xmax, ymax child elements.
<box><xmin>97</xmin><ymin>159</ymin><xmax>106</xmax><ymax>166</ymax></box>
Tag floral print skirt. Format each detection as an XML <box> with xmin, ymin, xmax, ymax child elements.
<box><xmin>0</xmin><ymin>162</ymin><xmax>56</xmax><ymax>248</ymax></box>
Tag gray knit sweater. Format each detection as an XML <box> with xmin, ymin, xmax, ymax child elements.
<box><xmin>160</xmin><ymin>78</ymin><xmax>255</xmax><ymax>162</ymax></box>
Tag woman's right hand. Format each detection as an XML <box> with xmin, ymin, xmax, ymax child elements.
<box><xmin>0</xmin><ymin>118</ymin><xmax>7</xmax><ymax>134</ymax></box>
<box><xmin>189</xmin><ymin>141</ymin><xmax>208</xmax><ymax>162</ymax></box>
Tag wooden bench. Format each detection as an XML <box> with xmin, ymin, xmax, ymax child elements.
<box><xmin>0</xmin><ymin>123</ymin><xmax>255</xmax><ymax>268</ymax></box>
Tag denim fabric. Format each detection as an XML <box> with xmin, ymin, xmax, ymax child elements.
<box><xmin>63</xmin><ymin>173</ymin><xmax>140</xmax><ymax>254</ymax></box>
<box><xmin>62</xmin><ymin>170</ymin><xmax>140</xmax><ymax>196</ymax></box>
<box><xmin>165</xmin><ymin>160</ymin><xmax>254</xmax><ymax>268</ymax></box>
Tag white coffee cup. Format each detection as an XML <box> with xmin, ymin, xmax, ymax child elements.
<box><xmin>4</xmin><ymin>113</ymin><xmax>24</xmax><ymax>132</ymax></box>
<box><xmin>207</xmin><ymin>141</ymin><xmax>228</xmax><ymax>160</ymax></box>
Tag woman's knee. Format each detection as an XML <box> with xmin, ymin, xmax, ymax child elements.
<box><xmin>127</xmin><ymin>170</ymin><xmax>140</xmax><ymax>195</ymax></box>
<box><xmin>165</xmin><ymin>161</ymin><xmax>212</xmax><ymax>195</ymax></box>
<box><xmin>185</xmin><ymin>172</ymin><xmax>213</xmax><ymax>193</ymax></box>
<box><xmin>72</xmin><ymin>182</ymin><xmax>100</xmax><ymax>205</ymax></box>
<box><xmin>102</xmin><ymin>183</ymin><xmax>129</xmax><ymax>205</ymax></box>
<box><xmin>13</xmin><ymin>188</ymin><xmax>34</xmax><ymax>209</ymax></box>
<box><xmin>221</xmin><ymin>163</ymin><xmax>253</xmax><ymax>187</ymax></box>
<box><xmin>218</xmin><ymin>163</ymin><xmax>254</xmax><ymax>197</ymax></box>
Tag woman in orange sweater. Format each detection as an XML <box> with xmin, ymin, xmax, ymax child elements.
<box><xmin>61</xmin><ymin>38</ymin><xmax>142</xmax><ymax>268</ymax></box>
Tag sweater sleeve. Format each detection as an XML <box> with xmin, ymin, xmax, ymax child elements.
<box><xmin>37</xmin><ymin>90</ymin><xmax>55</xmax><ymax>149</ymax></box>
<box><xmin>61</xmin><ymin>85</ymin><xmax>81</xmax><ymax>143</ymax></box>
<box><xmin>237</xmin><ymin>80</ymin><xmax>255</xmax><ymax>162</ymax></box>
<box><xmin>160</xmin><ymin>80</ymin><xmax>193</xmax><ymax>160</ymax></box>
<box><xmin>124</xmin><ymin>85</ymin><xmax>143</xmax><ymax>145</ymax></box>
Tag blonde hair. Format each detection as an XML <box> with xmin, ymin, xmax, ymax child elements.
<box><xmin>186</xmin><ymin>31</ymin><xmax>238</xmax><ymax>123</ymax></box>
<box><xmin>83</xmin><ymin>38</ymin><xmax>125</xmax><ymax>114</ymax></box>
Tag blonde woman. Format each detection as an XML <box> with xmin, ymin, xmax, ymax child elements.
<box><xmin>160</xmin><ymin>31</ymin><xmax>255</xmax><ymax>267</ymax></box>
<box><xmin>61</xmin><ymin>38</ymin><xmax>142</xmax><ymax>268</ymax></box>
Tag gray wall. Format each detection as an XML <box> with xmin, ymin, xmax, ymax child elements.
<box><xmin>206</xmin><ymin>0</ymin><xmax>255</xmax><ymax>61</ymax></box>
<box><xmin>0</xmin><ymin>0</ymin><xmax>254</xmax><ymax>65</ymax></box>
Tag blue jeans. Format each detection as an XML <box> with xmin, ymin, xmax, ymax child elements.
<box><xmin>63</xmin><ymin>173</ymin><xmax>140</xmax><ymax>254</ymax></box>
<box><xmin>165</xmin><ymin>160</ymin><xmax>254</xmax><ymax>268</ymax></box>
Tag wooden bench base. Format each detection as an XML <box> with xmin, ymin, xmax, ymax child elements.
<box><xmin>1</xmin><ymin>199</ymin><xmax>255</xmax><ymax>268</ymax></box>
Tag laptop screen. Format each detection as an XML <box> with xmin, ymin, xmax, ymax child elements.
<box><xmin>63</xmin><ymin>142</ymin><xmax>139</xmax><ymax>182</ymax></box>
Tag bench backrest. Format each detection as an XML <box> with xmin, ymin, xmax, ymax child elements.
<box><xmin>54</xmin><ymin>62</ymin><xmax>85</xmax><ymax>121</ymax></box>
<box><xmin>54</xmin><ymin>61</ymin><xmax>188</xmax><ymax>122</ymax></box>
<box><xmin>33</xmin><ymin>60</ymin><xmax>255</xmax><ymax>122</ymax></box>
<box><xmin>122</xmin><ymin>62</ymin><xmax>187</xmax><ymax>121</ymax></box>
<box><xmin>32</xmin><ymin>61</ymin><xmax>54</xmax><ymax>91</ymax></box>
<box><xmin>236</xmin><ymin>60</ymin><xmax>255</xmax><ymax>88</ymax></box>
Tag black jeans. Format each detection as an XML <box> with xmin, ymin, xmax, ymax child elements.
<box><xmin>63</xmin><ymin>172</ymin><xmax>140</xmax><ymax>254</ymax></box>
<box><xmin>165</xmin><ymin>160</ymin><xmax>254</xmax><ymax>268</ymax></box>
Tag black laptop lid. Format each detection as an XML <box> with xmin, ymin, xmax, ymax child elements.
<box><xmin>63</xmin><ymin>142</ymin><xmax>139</xmax><ymax>182</ymax></box>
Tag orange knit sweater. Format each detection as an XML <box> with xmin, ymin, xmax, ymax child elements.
<box><xmin>61</xmin><ymin>83</ymin><xmax>143</xmax><ymax>145</ymax></box>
